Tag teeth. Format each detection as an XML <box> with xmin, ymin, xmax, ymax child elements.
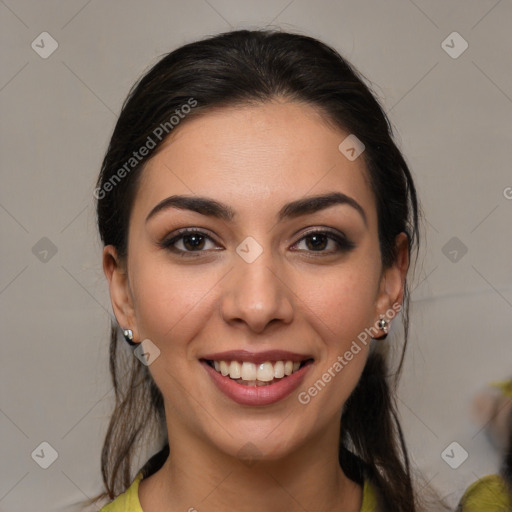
<box><xmin>220</xmin><ymin>360</ymin><xmax>229</xmax><ymax>376</ymax></box>
<box><xmin>274</xmin><ymin>361</ymin><xmax>285</xmax><ymax>378</ymax></box>
<box><xmin>210</xmin><ymin>359</ymin><xmax>307</xmax><ymax>382</ymax></box>
<box><xmin>256</xmin><ymin>362</ymin><xmax>274</xmax><ymax>382</ymax></box>
<box><xmin>241</xmin><ymin>362</ymin><xmax>257</xmax><ymax>381</ymax></box>
<box><xmin>229</xmin><ymin>361</ymin><xmax>241</xmax><ymax>379</ymax></box>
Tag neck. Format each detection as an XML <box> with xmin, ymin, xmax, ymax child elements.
<box><xmin>139</xmin><ymin>416</ymin><xmax>363</xmax><ymax>512</ymax></box>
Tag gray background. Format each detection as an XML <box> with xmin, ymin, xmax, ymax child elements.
<box><xmin>1</xmin><ymin>0</ymin><xmax>511</xmax><ymax>510</ymax></box>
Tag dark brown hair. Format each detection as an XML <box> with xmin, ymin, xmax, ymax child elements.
<box><xmin>89</xmin><ymin>29</ymin><xmax>439</xmax><ymax>511</ymax></box>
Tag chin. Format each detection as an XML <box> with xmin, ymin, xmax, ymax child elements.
<box><xmin>208</xmin><ymin>419</ymin><xmax>312</xmax><ymax>465</ymax></box>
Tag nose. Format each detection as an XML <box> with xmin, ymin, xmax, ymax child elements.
<box><xmin>219</xmin><ymin>247</ymin><xmax>294</xmax><ymax>334</ymax></box>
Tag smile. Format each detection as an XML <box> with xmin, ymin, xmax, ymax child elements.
<box><xmin>205</xmin><ymin>359</ymin><xmax>312</xmax><ymax>386</ymax></box>
<box><xmin>200</xmin><ymin>350</ymin><xmax>314</xmax><ymax>406</ymax></box>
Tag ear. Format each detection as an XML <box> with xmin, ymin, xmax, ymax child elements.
<box><xmin>103</xmin><ymin>245</ymin><xmax>140</xmax><ymax>343</ymax></box>
<box><xmin>375</xmin><ymin>232</ymin><xmax>410</xmax><ymax>316</ymax></box>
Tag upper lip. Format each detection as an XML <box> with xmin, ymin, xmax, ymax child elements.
<box><xmin>200</xmin><ymin>350</ymin><xmax>314</xmax><ymax>365</ymax></box>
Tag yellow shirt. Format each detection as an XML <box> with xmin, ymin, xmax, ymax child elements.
<box><xmin>456</xmin><ymin>474</ymin><xmax>512</xmax><ymax>512</ymax></box>
<box><xmin>100</xmin><ymin>471</ymin><xmax>379</xmax><ymax>511</ymax></box>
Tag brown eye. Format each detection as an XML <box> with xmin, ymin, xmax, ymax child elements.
<box><xmin>160</xmin><ymin>229</ymin><xmax>219</xmax><ymax>255</ymax></box>
<box><xmin>181</xmin><ymin>233</ymin><xmax>207</xmax><ymax>251</ymax></box>
<box><xmin>304</xmin><ymin>233</ymin><xmax>329</xmax><ymax>251</ymax></box>
<box><xmin>292</xmin><ymin>229</ymin><xmax>355</xmax><ymax>254</ymax></box>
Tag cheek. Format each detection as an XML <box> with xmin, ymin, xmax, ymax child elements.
<box><xmin>297</xmin><ymin>260</ymin><xmax>381</xmax><ymax>346</ymax></box>
<box><xmin>128</xmin><ymin>262</ymin><xmax>217</xmax><ymax>406</ymax></box>
<box><xmin>129</xmin><ymin>256</ymin><xmax>220</xmax><ymax>345</ymax></box>
<box><xmin>294</xmin><ymin>271</ymin><xmax>376</xmax><ymax>417</ymax></box>
<box><xmin>292</xmin><ymin>259</ymin><xmax>380</xmax><ymax>409</ymax></box>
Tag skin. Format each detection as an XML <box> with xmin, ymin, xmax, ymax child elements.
<box><xmin>103</xmin><ymin>100</ymin><xmax>409</xmax><ymax>511</ymax></box>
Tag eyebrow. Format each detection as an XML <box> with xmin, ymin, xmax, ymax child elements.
<box><xmin>145</xmin><ymin>191</ymin><xmax>367</xmax><ymax>226</ymax></box>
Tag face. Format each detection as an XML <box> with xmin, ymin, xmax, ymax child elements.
<box><xmin>104</xmin><ymin>100</ymin><xmax>408</xmax><ymax>462</ymax></box>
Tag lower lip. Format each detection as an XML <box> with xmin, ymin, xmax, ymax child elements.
<box><xmin>201</xmin><ymin>361</ymin><xmax>312</xmax><ymax>406</ymax></box>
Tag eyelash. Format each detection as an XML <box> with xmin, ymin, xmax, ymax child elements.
<box><xmin>159</xmin><ymin>228</ymin><xmax>355</xmax><ymax>257</ymax></box>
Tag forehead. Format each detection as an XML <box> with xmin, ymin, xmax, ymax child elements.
<box><xmin>133</xmin><ymin>101</ymin><xmax>376</xmax><ymax>226</ymax></box>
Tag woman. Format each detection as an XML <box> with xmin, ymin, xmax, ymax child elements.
<box><xmin>89</xmin><ymin>29</ymin><xmax>442</xmax><ymax>511</ymax></box>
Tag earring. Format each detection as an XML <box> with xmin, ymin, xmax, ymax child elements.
<box><xmin>123</xmin><ymin>328</ymin><xmax>137</xmax><ymax>346</ymax></box>
<box><xmin>374</xmin><ymin>315</ymin><xmax>389</xmax><ymax>340</ymax></box>
<box><xmin>377</xmin><ymin>315</ymin><xmax>389</xmax><ymax>334</ymax></box>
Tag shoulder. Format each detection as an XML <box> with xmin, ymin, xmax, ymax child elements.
<box><xmin>361</xmin><ymin>477</ymin><xmax>380</xmax><ymax>512</ymax></box>
<box><xmin>99</xmin><ymin>472</ymin><xmax>144</xmax><ymax>512</ymax></box>
<box><xmin>456</xmin><ymin>473</ymin><xmax>511</xmax><ymax>511</ymax></box>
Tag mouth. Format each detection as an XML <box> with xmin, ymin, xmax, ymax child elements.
<box><xmin>202</xmin><ymin>358</ymin><xmax>314</xmax><ymax>387</ymax></box>
<box><xmin>199</xmin><ymin>350</ymin><xmax>315</xmax><ymax>405</ymax></box>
